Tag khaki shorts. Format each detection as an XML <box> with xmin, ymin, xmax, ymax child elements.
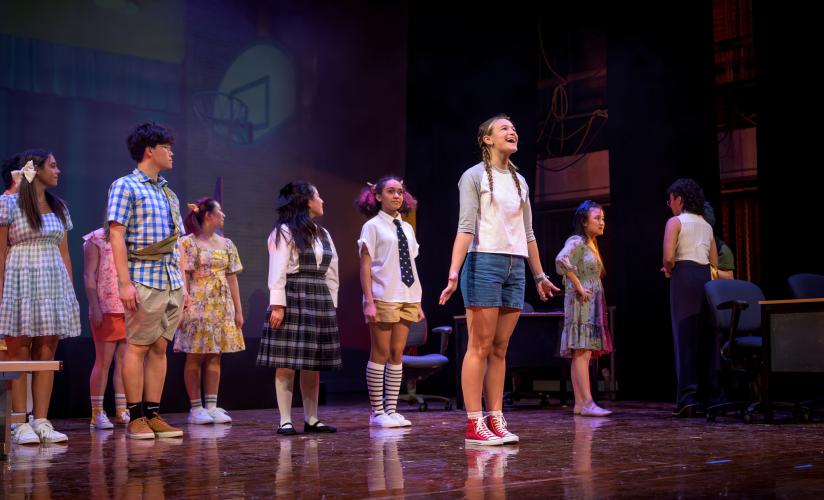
<box><xmin>373</xmin><ymin>301</ymin><xmax>420</xmax><ymax>324</ymax></box>
<box><xmin>125</xmin><ymin>284</ymin><xmax>184</xmax><ymax>346</ymax></box>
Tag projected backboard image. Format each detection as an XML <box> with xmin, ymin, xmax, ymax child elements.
<box><xmin>194</xmin><ymin>43</ymin><xmax>295</xmax><ymax>144</ymax></box>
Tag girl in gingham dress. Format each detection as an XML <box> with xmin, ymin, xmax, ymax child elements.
<box><xmin>257</xmin><ymin>181</ymin><xmax>342</xmax><ymax>435</ymax></box>
<box><xmin>0</xmin><ymin>149</ymin><xmax>81</xmax><ymax>445</ymax></box>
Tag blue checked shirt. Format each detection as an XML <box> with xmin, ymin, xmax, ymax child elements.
<box><xmin>106</xmin><ymin>169</ymin><xmax>184</xmax><ymax>290</ymax></box>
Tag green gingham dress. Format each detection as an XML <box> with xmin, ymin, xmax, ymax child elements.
<box><xmin>0</xmin><ymin>194</ymin><xmax>81</xmax><ymax>338</ymax></box>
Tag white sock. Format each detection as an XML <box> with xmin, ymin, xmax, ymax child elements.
<box><xmin>204</xmin><ymin>394</ymin><xmax>218</xmax><ymax>410</ymax></box>
<box><xmin>467</xmin><ymin>411</ymin><xmax>483</xmax><ymax>420</ymax></box>
<box><xmin>114</xmin><ymin>393</ymin><xmax>127</xmax><ymax>410</ymax></box>
<box><xmin>384</xmin><ymin>363</ymin><xmax>403</xmax><ymax>415</ymax></box>
<box><xmin>190</xmin><ymin>398</ymin><xmax>203</xmax><ymax>410</ymax></box>
<box><xmin>487</xmin><ymin>410</ymin><xmax>503</xmax><ymax>418</ymax></box>
<box><xmin>366</xmin><ymin>361</ymin><xmax>386</xmax><ymax>415</ymax></box>
<box><xmin>275</xmin><ymin>372</ymin><xmax>294</xmax><ymax>426</ymax></box>
<box><xmin>90</xmin><ymin>396</ymin><xmax>104</xmax><ymax>412</ymax></box>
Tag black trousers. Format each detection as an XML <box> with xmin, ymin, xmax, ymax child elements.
<box><xmin>669</xmin><ymin>261</ymin><xmax>721</xmax><ymax>407</ymax></box>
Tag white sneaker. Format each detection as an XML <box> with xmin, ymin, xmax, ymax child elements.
<box><xmin>116</xmin><ymin>408</ymin><xmax>131</xmax><ymax>425</ymax></box>
<box><xmin>32</xmin><ymin>418</ymin><xmax>69</xmax><ymax>443</ymax></box>
<box><xmin>207</xmin><ymin>407</ymin><xmax>232</xmax><ymax>424</ymax></box>
<box><xmin>370</xmin><ymin>413</ymin><xmax>401</xmax><ymax>428</ymax></box>
<box><xmin>580</xmin><ymin>402</ymin><xmax>612</xmax><ymax>417</ymax></box>
<box><xmin>188</xmin><ymin>407</ymin><xmax>214</xmax><ymax>424</ymax></box>
<box><xmin>387</xmin><ymin>412</ymin><xmax>411</xmax><ymax>427</ymax></box>
<box><xmin>11</xmin><ymin>422</ymin><xmax>40</xmax><ymax>445</ymax></box>
<box><xmin>90</xmin><ymin>410</ymin><xmax>114</xmax><ymax>430</ymax></box>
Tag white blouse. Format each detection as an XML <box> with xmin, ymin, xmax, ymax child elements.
<box><xmin>267</xmin><ymin>225</ymin><xmax>339</xmax><ymax>307</ymax></box>
<box><xmin>675</xmin><ymin>212</ymin><xmax>713</xmax><ymax>265</ymax></box>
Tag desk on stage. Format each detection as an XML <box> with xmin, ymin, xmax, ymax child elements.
<box><xmin>759</xmin><ymin>298</ymin><xmax>824</xmax><ymax>422</ymax></box>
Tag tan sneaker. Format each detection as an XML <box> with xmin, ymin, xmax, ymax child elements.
<box><xmin>147</xmin><ymin>415</ymin><xmax>183</xmax><ymax>438</ymax></box>
<box><xmin>127</xmin><ymin>417</ymin><xmax>155</xmax><ymax>440</ymax></box>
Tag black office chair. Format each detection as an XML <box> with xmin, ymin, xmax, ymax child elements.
<box><xmin>399</xmin><ymin>318</ymin><xmax>454</xmax><ymax>411</ymax></box>
<box><xmin>704</xmin><ymin>279</ymin><xmax>765</xmax><ymax>423</ymax></box>
<box><xmin>788</xmin><ymin>273</ymin><xmax>824</xmax><ymax>299</ymax></box>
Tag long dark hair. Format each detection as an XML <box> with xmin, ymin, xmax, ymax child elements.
<box><xmin>354</xmin><ymin>175</ymin><xmax>418</xmax><ymax>218</ymax></box>
<box><xmin>667</xmin><ymin>178</ymin><xmax>705</xmax><ymax>215</ymax></box>
<box><xmin>274</xmin><ymin>181</ymin><xmax>323</xmax><ymax>252</ymax></box>
<box><xmin>17</xmin><ymin>149</ymin><xmax>68</xmax><ymax>231</ymax></box>
<box><xmin>184</xmin><ymin>197</ymin><xmax>220</xmax><ymax>236</ymax></box>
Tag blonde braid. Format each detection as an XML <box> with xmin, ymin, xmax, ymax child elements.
<box><xmin>482</xmin><ymin>147</ymin><xmax>494</xmax><ymax>196</ymax></box>
<box><xmin>507</xmin><ymin>160</ymin><xmax>523</xmax><ymax>201</ymax></box>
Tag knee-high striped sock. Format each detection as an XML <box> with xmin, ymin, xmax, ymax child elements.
<box><xmin>384</xmin><ymin>363</ymin><xmax>403</xmax><ymax>415</ymax></box>
<box><xmin>366</xmin><ymin>361</ymin><xmax>386</xmax><ymax>415</ymax></box>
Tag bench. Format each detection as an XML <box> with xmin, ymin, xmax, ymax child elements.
<box><xmin>0</xmin><ymin>360</ymin><xmax>63</xmax><ymax>459</ymax></box>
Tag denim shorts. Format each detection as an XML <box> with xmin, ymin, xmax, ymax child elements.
<box><xmin>460</xmin><ymin>252</ymin><xmax>525</xmax><ymax>309</ymax></box>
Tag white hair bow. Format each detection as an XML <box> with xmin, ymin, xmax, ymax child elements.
<box><xmin>19</xmin><ymin>160</ymin><xmax>37</xmax><ymax>183</ymax></box>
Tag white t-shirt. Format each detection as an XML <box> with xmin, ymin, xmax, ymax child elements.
<box><xmin>358</xmin><ymin>210</ymin><xmax>422</xmax><ymax>303</ymax></box>
<box><xmin>457</xmin><ymin>162</ymin><xmax>535</xmax><ymax>257</ymax></box>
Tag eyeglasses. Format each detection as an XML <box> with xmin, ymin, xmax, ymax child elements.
<box><xmin>156</xmin><ymin>144</ymin><xmax>173</xmax><ymax>153</ymax></box>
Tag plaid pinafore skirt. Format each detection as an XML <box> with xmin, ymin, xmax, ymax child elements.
<box><xmin>256</xmin><ymin>232</ymin><xmax>342</xmax><ymax>371</ymax></box>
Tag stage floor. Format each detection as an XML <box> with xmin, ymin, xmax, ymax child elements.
<box><xmin>3</xmin><ymin>401</ymin><xmax>823</xmax><ymax>498</ymax></box>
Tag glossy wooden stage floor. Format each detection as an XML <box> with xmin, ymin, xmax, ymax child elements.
<box><xmin>3</xmin><ymin>401</ymin><xmax>823</xmax><ymax>498</ymax></box>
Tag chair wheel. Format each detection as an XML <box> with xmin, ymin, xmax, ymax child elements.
<box><xmin>445</xmin><ymin>400</ymin><xmax>454</xmax><ymax>411</ymax></box>
<box><xmin>706</xmin><ymin>413</ymin><xmax>717</xmax><ymax>422</ymax></box>
<box><xmin>503</xmin><ymin>396</ymin><xmax>514</xmax><ymax>406</ymax></box>
<box><xmin>418</xmin><ymin>403</ymin><xmax>427</xmax><ymax>412</ymax></box>
<box><xmin>742</xmin><ymin>412</ymin><xmax>753</xmax><ymax>424</ymax></box>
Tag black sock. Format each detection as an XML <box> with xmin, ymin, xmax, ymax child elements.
<box><xmin>127</xmin><ymin>402</ymin><xmax>143</xmax><ymax>419</ymax></box>
<box><xmin>144</xmin><ymin>402</ymin><xmax>160</xmax><ymax>420</ymax></box>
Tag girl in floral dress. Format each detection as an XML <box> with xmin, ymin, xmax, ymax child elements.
<box><xmin>174</xmin><ymin>197</ymin><xmax>244</xmax><ymax>424</ymax></box>
<box><xmin>555</xmin><ymin>200</ymin><xmax>613</xmax><ymax>417</ymax></box>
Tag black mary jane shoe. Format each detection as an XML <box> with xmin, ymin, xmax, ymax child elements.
<box><xmin>672</xmin><ymin>403</ymin><xmax>698</xmax><ymax>418</ymax></box>
<box><xmin>304</xmin><ymin>421</ymin><xmax>337</xmax><ymax>433</ymax></box>
<box><xmin>277</xmin><ymin>422</ymin><xmax>298</xmax><ymax>435</ymax></box>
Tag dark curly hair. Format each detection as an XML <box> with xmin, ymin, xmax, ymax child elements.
<box><xmin>354</xmin><ymin>175</ymin><xmax>418</xmax><ymax>218</ymax></box>
<box><xmin>126</xmin><ymin>122</ymin><xmax>175</xmax><ymax>163</ymax></box>
<box><xmin>667</xmin><ymin>178</ymin><xmax>705</xmax><ymax>215</ymax></box>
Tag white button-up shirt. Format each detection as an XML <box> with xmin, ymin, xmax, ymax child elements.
<box><xmin>358</xmin><ymin>210</ymin><xmax>422</xmax><ymax>303</ymax></box>
<box><xmin>267</xmin><ymin>226</ymin><xmax>339</xmax><ymax>307</ymax></box>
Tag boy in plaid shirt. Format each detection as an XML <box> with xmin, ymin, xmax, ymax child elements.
<box><xmin>107</xmin><ymin>122</ymin><xmax>186</xmax><ymax>440</ymax></box>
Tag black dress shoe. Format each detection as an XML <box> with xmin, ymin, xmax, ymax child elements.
<box><xmin>672</xmin><ymin>403</ymin><xmax>698</xmax><ymax>418</ymax></box>
<box><xmin>277</xmin><ymin>422</ymin><xmax>297</xmax><ymax>435</ymax></box>
<box><xmin>304</xmin><ymin>421</ymin><xmax>336</xmax><ymax>433</ymax></box>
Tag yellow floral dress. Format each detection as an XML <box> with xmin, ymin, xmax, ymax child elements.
<box><xmin>174</xmin><ymin>235</ymin><xmax>245</xmax><ymax>353</ymax></box>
